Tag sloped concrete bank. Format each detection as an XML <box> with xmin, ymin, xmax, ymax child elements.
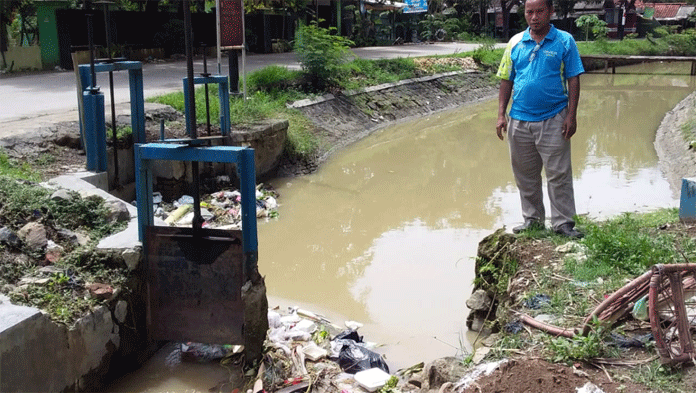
<box><xmin>654</xmin><ymin>90</ymin><xmax>696</xmax><ymax>197</ymax></box>
<box><xmin>280</xmin><ymin>70</ymin><xmax>498</xmax><ymax>175</ymax></box>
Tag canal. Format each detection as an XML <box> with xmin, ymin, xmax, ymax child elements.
<box><xmin>108</xmin><ymin>63</ymin><xmax>695</xmax><ymax>391</ymax></box>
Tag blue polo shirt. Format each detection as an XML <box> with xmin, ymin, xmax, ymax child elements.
<box><xmin>497</xmin><ymin>25</ymin><xmax>584</xmax><ymax>122</ymax></box>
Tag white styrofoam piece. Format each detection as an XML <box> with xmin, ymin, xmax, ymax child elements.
<box><xmin>354</xmin><ymin>368</ymin><xmax>391</xmax><ymax>392</ymax></box>
<box><xmin>302</xmin><ymin>344</ymin><xmax>328</xmax><ymax>361</ymax></box>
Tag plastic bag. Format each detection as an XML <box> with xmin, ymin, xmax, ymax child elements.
<box><xmin>334</xmin><ymin>329</ymin><xmax>363</xmax><ymax>342</ymax></box>
<box><xmin>337</xmin><ymin>341</ymin><xmax>389</xmax><ymax>374</ymax></box>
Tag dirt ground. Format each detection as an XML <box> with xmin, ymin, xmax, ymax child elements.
<box><xmin>460</xmin><ymin>358</ymin><xmax>651</xmax><ymax>393</ymax></box>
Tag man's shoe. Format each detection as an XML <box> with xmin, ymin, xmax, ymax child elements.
<box><xmin>512</xmin><ymin>220</ymin><xmax>544</xmax><ymax>234</ymax></box>
<box><xmin>554</xmin><ymin>223</ymin><xmax>584</xmax><ymax>239</ymax></box>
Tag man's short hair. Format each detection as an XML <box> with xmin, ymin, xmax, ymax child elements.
<box><xmin>525</xmin><ymin>0</ymin><xmax>554</xmax><ymax>9</ymax></box>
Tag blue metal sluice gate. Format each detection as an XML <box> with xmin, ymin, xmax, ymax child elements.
<box><xmin>135</xmin><ymin>144</ymin><xmax>257</xmax><ymax>344</ymax></box>
<box><xmin>77</xmin><ymin>1</ymin><xmax>257</xmax><ymax>344</ymax></box>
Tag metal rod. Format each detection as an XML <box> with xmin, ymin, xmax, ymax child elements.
<box><xmin>201</xmin><ymin>44</ymin><xmax>211</xmax><ymax>136</ymax></box>
<box><xmin>215</xmin><ymin>0</ymin><xmax>222</xmax><ymax>74</ymax></box>
<box><xmin>183</xmin><ymin>0</ymin><xmax>202</xmax><ymax>231</ymax></box>
<box><xmin>86</xmin><ymin>13</ymin><xmax>97</xmax><ymax>91</ymax></box>
<box><xmin>160</xmin><ymin>119</ymin><xmax>165</xmax><ymax>141</ymax></box>
<box><xmin>103</xmin><ymin>2</ymin><xmax>119</xmax><ymax>188</ymax></box>
<box><xmin>184</xmin><ymin>1</ymin><xmax>197</xmax><ymax>139</ymax></box>
<box><xmin>241</xmin><ymin>0</ymin><xmax>247</xmax><ymax>100</ymax></box>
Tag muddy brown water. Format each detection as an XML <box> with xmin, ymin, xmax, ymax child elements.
<box><xmin>107</xmin><ymin>63</ymin><xmax>695</xmax><ymax>392</ymax></box>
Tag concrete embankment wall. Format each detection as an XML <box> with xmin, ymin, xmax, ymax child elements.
<box><xmin>286</xmin><ymin>70</ymin><xmax>499</xmax><ymax>173</ymax></box>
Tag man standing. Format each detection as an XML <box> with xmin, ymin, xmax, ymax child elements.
<box><xmin>496</xmin><ymin>0</ymin><xmax>585</xmax><ymax>239</ymax></box>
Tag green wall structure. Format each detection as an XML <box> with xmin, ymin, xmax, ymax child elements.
<box><xmin>36</xmin><ymin>1</ymin><xmax>66</xmax><ymax>69</ymax></box>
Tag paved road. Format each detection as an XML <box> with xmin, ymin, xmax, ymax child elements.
<box><xmin>0</xmin><ymin>42</ymin><xmax>502</xmax><ymax>137</ymax></box>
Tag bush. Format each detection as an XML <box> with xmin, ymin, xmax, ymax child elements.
<box><xmin>575</xmin><ymin>15</ymin><xmax>607</xmax><ymax>41</ymax></box>
<box><xmin>294</xmin><ymin>21</ymin><xmax>354</xmax><ymax>91</ymax></box>
<box><xmin>247</xmin><ymin>65</ymin><xmax>304</xmax><ymax>94</ymax></box>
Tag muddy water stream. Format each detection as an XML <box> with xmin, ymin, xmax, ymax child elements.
<box><xmin>107</xmin><ymin>63</ymin><xmax>695</xmax><ymax>391</ymax></box>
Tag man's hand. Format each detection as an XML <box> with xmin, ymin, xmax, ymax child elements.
<box><xmin>497</xmin><ymin>79</ymin><xmax>513</xmax><ymax>141</ymax></box>
<box><xmin>496</xmin><ymin>115</ymin><xmax>508</xmax><ymax>140</ymax></box>
<box><xmin>562</xmin><ymin>115</ymin><xmax>577</xmax><ymax>140</ymax></box>
<box><xmin>563</xmin><ymin>76</ymin><xmax>580</xmax><ymax>140</ymax></box>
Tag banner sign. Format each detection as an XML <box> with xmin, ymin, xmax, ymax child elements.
<box><xmin>220</xmin><ymin>0</ymin><xmax>244</xmax><ymax>48</ymax></box>
<box><xmin>403</xmin><ymin>0</ymin><xmax>427</xmax><ymax>14</ymax></box>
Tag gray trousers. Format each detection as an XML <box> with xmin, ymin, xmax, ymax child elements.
<box><xmin>508</xmin><ymin>107</ymin><xmax>576</xmax><ymax>230</ymax></box>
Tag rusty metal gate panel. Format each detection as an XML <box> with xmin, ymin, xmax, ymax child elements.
<box><xmin>146</xmin><ymin>226</ymin><xmax>245</xmax><ymax>344</ymax></box>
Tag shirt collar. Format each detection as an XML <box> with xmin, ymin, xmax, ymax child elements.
<box><xmin>522</xmin><ymin>24</ymin><xmax>557</xmax><ymax>43</ymax></box>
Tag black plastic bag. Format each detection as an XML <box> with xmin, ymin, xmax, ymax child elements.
<box><xmin>334</xmin><ymin>329</ymin><xmax>363</xmax><ymax>343</ymax></box>
<box><xmin>337</xmin><ymin>341</ymin><xmax>390</xmax><ymax>374</ymax></box>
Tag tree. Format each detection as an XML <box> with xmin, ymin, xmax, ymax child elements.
<box><xmin>500</xmin><ymin>0</ymin><xmax>520</xmax><ymax>40</ymax></box>
<box><xmin>554</xmin><ymin>0</ymin><xmax>578</xmax><ymax>27</ymax></box>
<box><xmin>294</xmin><ymin>21</ymin><xmax>354</xmax><ymax>90</ymax></box>
<box><xmin>575</xmin><ymin>14</ymin><xmax>607</xmax><ymax>41</ymax></box>
<box><xmin>0</xmin><ymin>0</ymin><xmax>29</xmax><ymax>68</ymax></box>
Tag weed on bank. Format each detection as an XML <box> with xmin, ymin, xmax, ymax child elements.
<box><xmin>487</xmin><ymin>208</ymin><xmax>696</xmax><ymax>392</ymax></box>
<box><xmin>0</xmin><ymin>154</ymin><xmax>127</xmax><ymax>325</ymax></box>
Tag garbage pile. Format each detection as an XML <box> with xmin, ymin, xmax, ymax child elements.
<box><xmin>168</xmin><ymin>306</ymin><xmax>398</xmax><ymax>393</ymax></box>
<box><xmin>152</xmin><ymin>183</ymin><xmax>279</xmax><ymax>229</ymax></box>
<box><xmin>259</xmin><ymin>306</ymin><xmax>395</xmax><ymax>393</ymax></box>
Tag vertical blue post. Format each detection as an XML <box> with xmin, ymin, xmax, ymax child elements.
<box><xmin>134</xmin><ymin>144</ymin><xmax>155</xmax><ymax>243</ymax></box>
<box><xmin>679</xmin><ymin>178</ymin><xmax>696</xmax><ymax>222</ymax></box>
<box><xmin>79</xmin><ymin>66</ymin><xmax>92</xmax><ymax>99</ymax></box>
<box><xmin>77</xmin><ymin>66</ymin><xmax>93</xmax><ymax>148</ymax></box>
<box><xmin>183</xmin><ymin>78</ymin><xmax>193</xmax><ymax>137</ymax></box>
<box><xmin>218</xmin><ymin>80</ymin><xmax>230</xmax><ymax>136</ymax></box>
<box><xmin>239</xmin><ymin>148</ymin><xmax>258</xmax><ymax>277</ymax></box>
<box><xmin>83</xmin><ymin>91</ymin><xmax>107</xmax><ymax>172</ymax></box>
<box><xmin>129</xmin><ymin>68</ymin><xmax>146</xmax><ymax>144</ymax></box>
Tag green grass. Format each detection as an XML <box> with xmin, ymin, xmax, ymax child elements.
<box><xmin>577</xmin><ymin>30</ymin><xmax>696</xmax><ymax>56</ymax></box>
<box><xmin>8</xmin><ymin>249</ymin><xmax>128</xmax><ymax>325</ymax></box>
<box><xmin>547</xmin><ymin>319</ymin><xmax>618</xmax><ymax>363</ymax></box>
<box><xmin>631</xmin><ymin>360</ymin><xmax>687</xmax><ymax>393</ymax></box>
<box><xmin>0</xmin><ymin>178</ymin><xmax>123</xmax><ymax>240</ymax></box>
<box><xmin>567</xmin><ymin>210</ymin><xmax>694</xmax><ymax>281</ymax></box>
<box><xmin>680</xmin><ymin>116</ymin><xmax>696</xmax><ymax>149</ymax></box>
<box><xmin>0</xmin><ymin>149</ymin><xmax>40</xmax><ymax>181</ymax></box>
<box><xmin>340</xmin><ymin>58</ymin><xmax>419</xmax><ymax>90</ymax></box>
<box><xmin>246</xmin><ymin>65</ymin><xmax>304</xmax><ymax>95</ymax></box>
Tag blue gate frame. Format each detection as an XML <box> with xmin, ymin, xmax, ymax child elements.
<box><xmin>134</xmin><ymin>143</ymin><xmax>258</xmax><ymax>274</ymax></box>
<box><xmin>183</xmin><ymin>75</ymin><xmax>231</xmax><ymax>136</ymax></box>
<box><xmin>78</xmin><ymin>61</ymin><xmax>146</xmax><ymax>172</ymax></box>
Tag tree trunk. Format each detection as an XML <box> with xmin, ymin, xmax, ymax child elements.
<box><xmin>501</xmin><ymin>0</ymin><xmax>518</xmax><ymax>40</ymax></box>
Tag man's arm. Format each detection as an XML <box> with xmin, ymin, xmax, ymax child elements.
<box><xmin>497</xmin><ymin>79</ymin><xmax>513</xmax><ymax>141</ymax></box>
<box><xmin>562</xmin><ymin>75</ymin><xmax>580</xmax><ymax>140</ymax></box>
